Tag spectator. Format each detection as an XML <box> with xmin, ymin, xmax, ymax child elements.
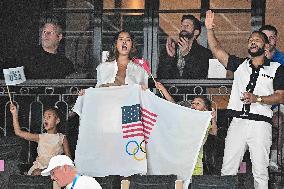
<box><xmin>41</xmin><ymin>155</ymin><xmax>102</xmax><ymax>189</ymax></box>
<box><xmin>260</xmin><ymin>25</ymin><xmax>284</xmax><ymax>66</ymax></box>
<box><xmin>16</xmin><ymin>17</ymin><xmax>75</xmax><ymax>79</ymax></box>
<box><xmin>10</xmin><ymin>103</ymin><xmax>71</xmax><ymax>176</ymax></box>
<box><xmin>95</xmin><ymin>30</ymin><xmax>148</xmax><ymax>88</ymax></box>
<box><xmin>205</xmin><ymin>10</ymin><xmax>284</xmax><ymax>189</ymax></box>
<box><xmin>157</xmin><ymin>14</ymin><xmax>213</xmax><ymax>79</ymax></box>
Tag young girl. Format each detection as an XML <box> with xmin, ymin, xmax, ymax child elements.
<box><xmin>189</xmin><ymin>96</ymin><xmax>217</xmax><ymax>175</ymax></box>
<box><xmin>10</xmin><ymin>103</ymin><xmax>71</xmax><ymax>176</ymax></box>
<box><xmin>156</xmin><ymin>82</ymin><xmax>217</xmax><ymax>175</ymax></box>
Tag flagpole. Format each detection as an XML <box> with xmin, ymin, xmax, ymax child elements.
<box><xmin>149</xmin><ymin>74</ymin><xmax>164</xmax><ymax>98</ymax></box>
<box><xmin>6</xmin><ymin>85</ymin><xmax>12</xmax><ymax>103</ymax></box>
<box><xmin>132</xmin><ymin>57</ymin><xmax>164</xmax><ymax>98</ymax></box>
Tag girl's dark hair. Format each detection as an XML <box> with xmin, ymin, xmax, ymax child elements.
<box><xmin>194</xmin><ymin>96</ymin><xmax>212</xmax><ymax>111</ymax></box>
<box><xmin>107</xmin><ymin>30</ymin><xmax>138</xmax><ymax>62</ymax></box>
<box><xmin>44</xmin><ymin>106</ymin><xmax>66</xmax><ymax>134</ymax></box>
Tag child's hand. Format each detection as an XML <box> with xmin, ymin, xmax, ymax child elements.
<box><xmin>155</xmin><ymin>82</ymin><xmax>166</xmax><ymax>92</ymax></box>
<box><xmin>10</xmin><ymin>103</ymin><xmax>18</xmax><ymax>115</ymax></box>
<box><xmin>78</xmin><ymin>89</ymin><xmax>85</xmax><ymax>96</ymax></box>
<box><xmin>211</xmin><ymin>108</ymin><xmax>217</xmax><ymax>122</ymax></box>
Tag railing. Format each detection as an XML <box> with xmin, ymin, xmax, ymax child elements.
<box><xmin>0</xmin><ymin>79</ymin><xmax>233</xmax><ymax>164</ymax></box>
<box><xmin>1</xmin><ymin>79</ymin><xmax>283</xmax><ymax>182</ymax></box>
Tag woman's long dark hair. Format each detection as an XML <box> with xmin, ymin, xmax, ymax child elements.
<box><xmin>107</xmin><ymin>30</ymin><xmax>138</xmax><ymax>62</ymax></box>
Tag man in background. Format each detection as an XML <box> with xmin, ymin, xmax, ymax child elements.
<box><xmin>157</xmin><ymin>14</ymin><xmax>212</xmax><ymax>79</ymax></box>
<box><xmin>16</xmin><ymin>17</ymin><xmax>75</xmax><ymax>79</ymax></box>
<box><xmin>260</xmin><ymin>25</ymin><xmax>284</xmax><ymax>66</ymax></box>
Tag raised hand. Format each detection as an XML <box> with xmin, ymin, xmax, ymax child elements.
<box><xmin>10</xmin><ymin>103</ymin><xmax>18</xmax><ymax>116</ymax></box>
<box><xmin>177</xmin><ymin>37</ymin><xmax>191</xmax><ymax>56</ymax></box>
<box><xmin>211</xmin><ymin>108</ymin><xmax>217</xmax><ymax>121</ymax></box>
<box><xmin>155</xmin><ymin>81</ymin><xmax>167</xmax><ymax>93</ymax></box>
<box><xmin>205</xmin><ymin>10</ymin><xmax>215</xmax><ymax>30</ymax></box>
<box><xmin>166</xmin><ymin>37</ymin><xmax>176</xmax><ymax>57</ymax></box>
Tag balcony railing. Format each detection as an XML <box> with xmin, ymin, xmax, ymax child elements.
<box><xmin>0</xmin><ymin>79</ymin><xmax>232</xmax><ymax>162</ymax></box>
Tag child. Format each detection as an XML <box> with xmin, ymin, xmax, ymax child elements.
<box><xmin>10</xmin><ymin>103</ymin><xmax>71</xmax><ymax>176</ymax></box>
<box><xmin>156</xmin><ymin>82</ymin><xmax>217</xmax><ymax>175</ymax></box>
<box><xmin>189</xmin><ymin>96</ymin><xmax>217</xmax><ymax>175</ymax></box>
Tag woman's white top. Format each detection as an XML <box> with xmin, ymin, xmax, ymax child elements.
<box><xmin>96</xmin><ymin>60</ymin><xmax>149</xmax><ymax>87</ymax></box>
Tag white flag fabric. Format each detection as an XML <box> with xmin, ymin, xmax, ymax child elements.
<box><xmin>3</xmin><ymin>66</ymin><xmax>26</xmax><ymax>85</ymax></box>
<box><xmin>141</xmin><ymin>90</ymin><xmax>212</xmax><ymax>182</ymax></box>
<box><xmin>73</xmin><ymin>85</ymin><xmax>147</xmax><ymax>177</ymax></box>
<box><xmin>73</xmin><ymin>84</ymin><xmax>211</xmax><ymax>183</ymax></box>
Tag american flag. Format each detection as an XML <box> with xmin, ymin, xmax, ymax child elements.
<box><xmin>121</xmin><ymin>104</ymin><xmax>158</xmax><ymax>143</ymax></box>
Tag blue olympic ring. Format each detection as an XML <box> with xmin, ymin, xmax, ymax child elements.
<box><xmin>125</xmin><ymin>140</ymin><xmax>146</xmax><ymax>156</ymax></box>
<box><xmin>126</xmin><ymin>140</ymin><xmax>139</xmax><ymax>155</ymax></box>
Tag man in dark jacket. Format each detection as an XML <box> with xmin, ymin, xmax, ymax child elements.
<box><xmin>17</xmin><ymin>17</ymin><xmax>75</xmax><ymax>79</ymax></box>
<box><xmin>157</xmin><ymin>14</ymin><xmax>212</xmax><ymax>79</ymax></box>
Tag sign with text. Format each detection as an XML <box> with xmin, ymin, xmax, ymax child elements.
<box><xmin>3</xmin><ymin>66</ymin><xmax>26</xmax><ymax>85</ymax></box>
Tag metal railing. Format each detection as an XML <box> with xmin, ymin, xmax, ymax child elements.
<box><xmin>0</xmin><ymin>79</ymin><xmax>232</xmax><ymax>163</ymax></box>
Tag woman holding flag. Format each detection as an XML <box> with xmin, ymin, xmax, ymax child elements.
<box><xmin>96</xmin><ymin>30</ymin><xmax>149</xmax><ymax>88</ymax></box>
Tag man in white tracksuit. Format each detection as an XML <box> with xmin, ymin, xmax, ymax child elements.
<box><xmin>205</xmin><ymin>10</ymin><xmax>284</xmax><ymax>189</ymax></box>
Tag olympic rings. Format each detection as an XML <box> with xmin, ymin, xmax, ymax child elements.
<box><xmin>126</xmin><ymin>141</ymin><xmax>139</xmax><ymax>155</ymax></box>
<box><xmin>125</xmin><ymin>140</ymin><xmax>146</xmax><ymax>161</ymax></box>
<box><xmin>140</xmin><ymin>140</ymin><xmax>146</xmax><ymax>153</ymax></box>
<box><xmin>133</xmin><ymin>145</ymin><xmax>146</xmax><ymax>161</ymax></box>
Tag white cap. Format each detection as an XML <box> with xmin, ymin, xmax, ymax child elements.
<box><xmin>41</xmin><ymin>155</ymin><xmax>74</xmax><ymax>176</ymax></box>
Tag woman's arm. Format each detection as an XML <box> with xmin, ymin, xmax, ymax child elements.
<box><xmin>10</xmin><ymin>103</ymin><xmax>39</xmax><ymax>142</ymax></box>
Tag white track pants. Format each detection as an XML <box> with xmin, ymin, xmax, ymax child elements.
<box><xmin>221</xmin><ymin>118</ymin><xmax>272</xmax><ymax>189</ymax></box>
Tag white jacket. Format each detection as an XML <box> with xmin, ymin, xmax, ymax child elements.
<box><xmin>96</xmin><ymin>60</ymin><xmax>149</xmax><ymax>87</ymax></box>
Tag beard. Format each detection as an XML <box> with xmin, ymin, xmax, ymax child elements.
<box><xmin>248</xmin><ymin>45</ymin><xmax>265</xmax><ymax>57</ymax></box>
<box><xmin>179</xmin><ymin>30</ymin><xmax>194</xmax><ymax>40</ymax></box>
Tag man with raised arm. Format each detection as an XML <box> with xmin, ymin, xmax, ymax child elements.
<box><xmin>205</xmin><ymin>10</ymin><xmax>284</xmax><ymax>189</ymax></box>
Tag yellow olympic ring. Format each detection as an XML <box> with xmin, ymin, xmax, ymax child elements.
<box><xmin>132</xmin><ymin>146</ymin><xmax>146</xmax><ymax>161</ymax></box>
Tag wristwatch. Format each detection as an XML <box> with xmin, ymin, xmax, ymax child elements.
<box><xmin>256</xmin><ymin>96</ymin><xmax>263</xmax><ymax>103</ymax></box>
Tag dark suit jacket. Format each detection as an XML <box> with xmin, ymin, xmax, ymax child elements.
<box><xmin>157</xmin><ymin>39</ymin><xmax>213</xmax><ymax>79</ymax></box>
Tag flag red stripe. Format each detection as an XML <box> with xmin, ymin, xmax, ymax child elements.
<box><xmin>123</xmin><ymin>128</ymin><xmax>143</xmax><ymax>133</ymax></box>
<box><xmin>123</xmin><ymin>133</ymin><xmax>144</xmax><ymax>138</ymax></box>
<box><xmin>142</xmin><ymin>118</ymin><xmax>155</xmax><ymax>126</ymax></box>
<box><xmin>141</xmin><ymin>112</ymin><xmax>157</xmax><ymax>123</ymax></box>
<box><xmin>141</xmin><ymin>107</ymin><xmax>158</xmax><ymax>117</ymax></box>
<box><xmin>143</xmin><ymin>125</ymin><xmax>152</xmax><ymax>131</ymax></box>
<box><xmin>122</xmin><ymin>122</ymin><xmax>143</xmax><ymax>129</ymax></box>
<box><xmin>143</xmin><ymin>129</ymin><xmax>150</xmax><ymax>135</ymax></box>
